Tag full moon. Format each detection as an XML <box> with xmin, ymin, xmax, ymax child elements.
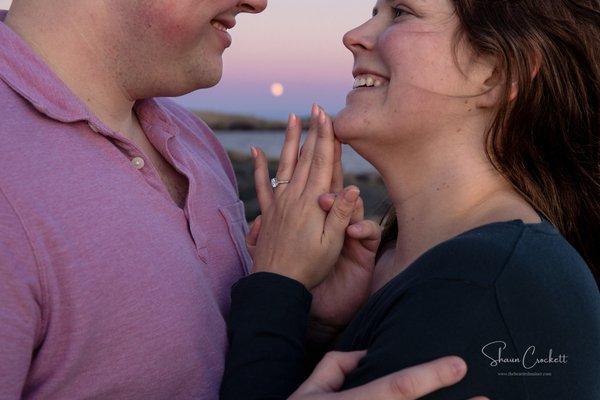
<box><xmin>270</xmin><ymin>82</ymin><xmax>284</xmax><ymax>97</ymax></box>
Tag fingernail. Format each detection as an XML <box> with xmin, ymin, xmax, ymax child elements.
<box><xmin>250</xmin><ymin>146</ymin><xmax>258</xmax><ymax>158</ymax></box>
<box><xmin>452</xmin><ymin>358</ymin><xmax>467</xmax><ymax>376</ymax></box>
<box><xmin>350</xmin><ymin>224</ymin><xmax>362</xmax><ymax>234</ymax></box>
<box><xmin>344</xmin><ymin>187</ymin><xmax>360</xmax><ymax>202</ymax></box>
<box><xmin>319</xmin><ymin>108</ymin><xmax>326</xmax><ymax>125</ymax></box>
<box><xmin>311</xmin><ymin>103</ymin><xmax>319</xmax><ymax>118</ymax></box>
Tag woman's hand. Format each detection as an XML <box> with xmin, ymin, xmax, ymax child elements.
<box><xmin>289</xmin><ymin>351</ymin><xmax>489</xmax><ymax>400</ymax></box>
<box><xmin>250</xmin><ymin>104</ymin><xmax>359</xmax><ymax>289</ymax></box>
<box><xmin>246</xmin><ymin>109</ymin><xmax>381</xmax><ymax>329</ymax></box>
<box><xmin>310</xmin><ymin>193</ymin><xmax>382</xmax><ymax>329</ymax></box>
<box><xmin>308</xmin><ymin>134</ymin><xmax>382</xmax><ymax>329</ymax></box>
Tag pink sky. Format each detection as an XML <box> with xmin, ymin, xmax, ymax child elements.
<box><xmin>1</xmin><ymin>0</ymin><xmax>372</xmax><ymax>119</ymax></box>
<box><xmin>178</xmin><ymin>0</ymin><xmax>369</xmax><ymax>119</ymax></box>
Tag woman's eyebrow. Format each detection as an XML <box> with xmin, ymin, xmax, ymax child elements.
<box><xmin>374</xmin><ymin>0</ymin><xmax>402</xmax><ymax>17</ymax></box>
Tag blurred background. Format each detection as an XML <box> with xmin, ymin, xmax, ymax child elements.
<box><xmin>0</xmin><ymin>0</ymin><xmax>388</xmax><ymax>220</ymax></box>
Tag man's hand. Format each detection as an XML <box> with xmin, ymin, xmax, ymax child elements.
<box><xmin>289</xmin><ymin>352</ymin><xmax>489</xmax><ymax>400</ymax></box>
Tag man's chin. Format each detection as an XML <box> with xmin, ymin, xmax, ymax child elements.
<box><xmin>194</xmin><ymin>65</ymin><xmax>223</xmax><ymax>89</ymax></box>
<box><xmin>154</xmin><ymin>68</ymin><xmax>223</xmax><ymax>97</ymax></box>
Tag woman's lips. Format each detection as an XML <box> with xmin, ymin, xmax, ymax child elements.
<box><xmin>211</xmin><ymin>20</ymin><xmax>233</xmax><ymax>48</ymax></box>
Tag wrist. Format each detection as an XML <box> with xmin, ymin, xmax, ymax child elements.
<box><xmin>252</xmin><ymin>264</ymin><xmax>314</xmax><ymax>290</ymax></box>
<box><xmin>306</xmin><ymin>317</ymin><xmax>345</xmax><ymax>345</ymax></box>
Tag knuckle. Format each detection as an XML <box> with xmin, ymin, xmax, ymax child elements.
<box><xmin>311</xmin><ymin>152</ymin><xmax>328</xmax><ymax>168</ymax></box>
<box><xmin>333</xmin><ymin>204</ymin><xmax>352</xmax><ymax>220</ymax></box>
<box><xmin>317</xmin><ymin>125</ymin><xmax>329</xmax><ymax>138</ymax></box>
<box><xmin>300</xmin><ymin>148</ymin><xmax>314</xmax><ymax>162</ymax></box>
<box><xmin>322</xmin><ymin>351</ymin><xmax>342</xmax><ymax>364</ymax></box>
<box><xmin>277</xmin><ymin>163</ymin><xmax>293</xmax><ymax>175</ymax></box>
<box><xmin>390</xmin><ymin>374</ymin><xmax>419</xmax><ymax>398</ymax></box>
<box><xmin>435</xmin><ymin>365</ymin><xmax>450</xmax><ymax>385</ymax></box>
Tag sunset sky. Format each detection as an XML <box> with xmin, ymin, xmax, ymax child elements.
<box><xmin>0</xmin><ymin>0</ymin><xmax>371</xmax><ymax>119</ymax></box>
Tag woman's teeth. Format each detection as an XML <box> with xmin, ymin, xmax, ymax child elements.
<box><xmin>353</xmin><ymin>75</ymin><xmax>387</xmax><ymax>89</ymax></box>
<box><xmin>211</xmin><ymin>21</ymin><xmax>229</xmax><ymax>32</ymax></box>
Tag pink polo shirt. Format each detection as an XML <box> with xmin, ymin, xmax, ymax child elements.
<box><xmin>0</xmin><ymin>10</ymin><xmax>252</xmax><ymax>400</ymax></box>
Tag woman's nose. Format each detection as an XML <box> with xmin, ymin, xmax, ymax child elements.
<box><xmin>238</xmin><ymin>0</ymin><xmax>268</xmax><ymax>14</ymax></box>
<box><xmin>343</xmin><ymin>22</ymin><xmax>376</xmax><ymax>54</ymax></box>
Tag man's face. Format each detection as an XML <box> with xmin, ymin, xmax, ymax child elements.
<box><xmin>107</xmin><ymin>0</ymin><xmax>267</xmax><ymax>98</ymax></box>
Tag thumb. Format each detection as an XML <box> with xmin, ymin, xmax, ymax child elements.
<box><xmin>246</xmin><ymin>215</ymin><xmax>262</xmax><ymax>247</ymax></box>
<box><xmin>318</xmin><ymin>193</ymin><xmax>336</xmax><ymax>212</ymax></box>
<box><xmin>289</xmin><ymin>351</ymin><xmax>367</xmax><ymax>398</ymax></box>
<box><xmin>323</xmin><ymin>186</ymin><xmax>360</xmax><ymax>244</ymax></box>
<box><xmin>346</xmin><ymin>220</ymin><xmax>383</xmax><ymax>252</ymax></box>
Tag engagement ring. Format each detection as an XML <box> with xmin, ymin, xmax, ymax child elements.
<box><xmin>271</xmin><ymin>177</ymin><xmax>291</xmax><ymax>188</ymax></box>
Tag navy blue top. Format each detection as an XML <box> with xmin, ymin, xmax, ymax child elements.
<box><xmin>221</xmin><ymin>217</ymin><xmax>600</xmax><ymax>399</ymax></box>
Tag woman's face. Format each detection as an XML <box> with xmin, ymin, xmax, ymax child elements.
<box><xmin>334</xmin><ymin>0</ymin><xmax>498</xmax><ymax>151</ymax></box>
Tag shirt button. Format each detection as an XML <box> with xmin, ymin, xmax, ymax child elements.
<box><xmin>131</xmin><ymin>157</ymin><xmax>145</xmax><ymax>169</ymax></box>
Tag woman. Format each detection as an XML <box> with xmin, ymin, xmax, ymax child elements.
<box><xmin>221</xmin><ymin>0</ymin><xmax>600</xmax><ymax>399</ymax></box>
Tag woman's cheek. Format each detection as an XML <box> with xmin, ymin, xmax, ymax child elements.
<box><xmin>382</xmin><ymin>31</ymin><xmax>461</xmax><ymax>97</ymax></box>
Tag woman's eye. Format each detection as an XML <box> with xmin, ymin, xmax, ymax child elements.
<box><xmin>392</xmin><ymin>7</ymin><xmax>407</xmax><ymax>19</ymax></box>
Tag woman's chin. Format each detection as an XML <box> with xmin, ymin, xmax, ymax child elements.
<box><xmin>332</xmin><ymin>108</ymin><xmax>363</xmax><ymax>144</ymax></box>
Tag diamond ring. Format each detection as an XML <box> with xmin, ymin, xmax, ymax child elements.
<box><xmin>271</xmin><ymin>177</ymin><xmax>291</xmax><ymax>188</ymax></box>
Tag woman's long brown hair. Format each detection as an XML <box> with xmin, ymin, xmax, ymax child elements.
<box><xmin>377</xmin><ymin>0</ymin><xmax>600</xmax><ymax>285</ymax></box>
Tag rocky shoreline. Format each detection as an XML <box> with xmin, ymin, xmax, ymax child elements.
<box><xmin>228</xmin><ymin>150</ymin><xmax>390</xmax><ymax>222</ymax></box>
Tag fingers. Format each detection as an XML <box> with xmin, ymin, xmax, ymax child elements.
<box><xmin>346</xmin><ymin>220</ymin><xmax>383</xmax><ymax>253</ymax></box>
<box><xmin>251</xmin><ymin>146</ymin><xmax>273</xmax><ymax>213</ymax></box>
<box><xmin>305</xmin><ymin>109</ymin><xmax>336</xmax><ymax>193</ymax></box>
<box><xmin>349</xmin><ymin>194</ymin><xmax>364</xmax><ymax>225</ymax></box>
<box><xmin>317</xmin><ymin>193</ymin><xmax>336</xmax><ymax>212</ymax></box>
<box><xmin>333</xmin><ymin>356</ymin><xmax>469</xmax><ymax>400</ymax></box>
<box><xmin>291</xmin><ymin>351</ymin><xmax>367</xmax><ymax>396</ymax></box>
<box><xmin>246</xmin><ymin>215</ymin><xmax>262</xmax><ymax>247</ymax></box>
<box><xmin>291</xmin><ymin>353</ymin><xmax>487</xmax><ymax>400</ymax></box>
<box><xmin>291</xmin><ymin>104</ymin><xmax>320</xmax><ymax>189</ymax></box>
<box><xmin>323</xmin><ymin>186</ymin><xmax>360</xmax><ymax>244</ymax></box>
<box><xmin>318</xmin><ymin>190</ymin><xmax>364</xmax><ymax>225</ymax></box>
<box><xmin>331</xmin><ymin>139</ymin><xmax>344</xmax><ymax>193</ymax></box>
<box><xmin>275</xmin><ymin>114</ymin><xmax>302</xmax><ymax>195</ymax></box>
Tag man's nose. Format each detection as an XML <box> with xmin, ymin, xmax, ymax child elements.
<box><xmin>238</xmin><ymin>0</ymin><xmax>268</xmax><ymax>14</ymax></box>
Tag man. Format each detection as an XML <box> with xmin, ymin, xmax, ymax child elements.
<box><xmin>0</xmin><ymin>1</ymin><xmax>481</xmax><ymax>399</ymax></box>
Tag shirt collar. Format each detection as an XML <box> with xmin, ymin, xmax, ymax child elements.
<box><xmin>0</xmin><ymin>10</ymin><xmax>180</xmax><ymax>138</ymax></box>
<box><xmin>0</xmin><ymin>10</ymin><xmax>93</xmax><ymax>123</ymax></box>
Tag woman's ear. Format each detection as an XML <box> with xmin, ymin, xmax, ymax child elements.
<box><xmin>508</xmin><ymin>51</ymin><xmax>542</xmax><ymax>102</ymax></box>
<box><xmin>476</xmin><ymin>64</ymin><xmax>505</xmax><ymax>109</ymax></box>
<box><xmin>479</xmin><ymin>51</ymin><xmax>542</xmax><ymax>106</ymax></box>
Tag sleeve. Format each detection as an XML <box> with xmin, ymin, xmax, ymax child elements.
<box><xmin>0</xmin><ymin>189</ymin><xmax>45</xmax><ymax>399</ymax></box>
<box><xmin>220</xmin><ymin>272</ymin><xmax>313</xmax><ymax>400</ymax></box>
<box><xmin>339</xmin><ymin>278</ymin><xmax>524</xmax><ymax>400</ymax></box>
<box><xmin>495</xmin><ymin>236</ymin><xmax>600</xmax><ymax>399</ymax></box>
